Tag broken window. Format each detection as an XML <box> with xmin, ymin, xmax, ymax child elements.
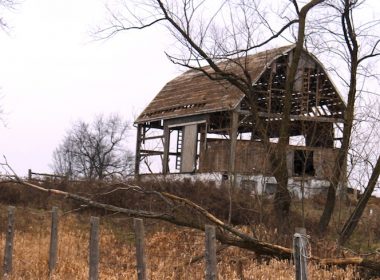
<box><xmin>293</xmin><ymin>150</ymin><xmax>315</xmax><ymax>176</ymax></box>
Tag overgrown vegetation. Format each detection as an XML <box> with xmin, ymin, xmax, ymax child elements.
<box><xmin>0</xmin><ymin>179</ymin><xmax>380</xmax><ymax>278</ymax></box>
<box><xmin>0</xmin><ymin>199</ymin><xmax>362</xmax><ymax>279</ymax></box>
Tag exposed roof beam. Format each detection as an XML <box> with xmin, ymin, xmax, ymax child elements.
<box><xmin>237</xmin><ymin>110</ymin><xmax>344</xmax><ymax>123</ymax></box>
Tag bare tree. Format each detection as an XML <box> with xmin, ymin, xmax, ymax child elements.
<box><xmin>52</xmin><ymin>114</ymin><xmax>134</xmax><ymax>180</ymax></box>
<box><xmin>304</xmin><ymin>0</ymin><xmax>380</xmax><ymax>234</ymax></box>
<box><xmin>99</xmin><ymin>0</ymin><xmax>325</xmax><ymax>223</ymax></box>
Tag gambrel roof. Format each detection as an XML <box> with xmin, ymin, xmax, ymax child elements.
<box><xmin>135</xmin><ymin>45</ymin><xmax>345</xmax><ymax>124</ymax></box>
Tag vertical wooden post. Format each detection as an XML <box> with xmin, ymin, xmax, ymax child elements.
<box><xmin>229</xmin><ymin>111</ymin><xmax>239</xmax><ymax>177</ymax></box>
<box><xmin>205</xmin><ymin>225</ymin><xmax>217</xmax><ymax>280</ymax></box>
<box><xmin>89</xmin><ymin>217</ymin><xmax>99</xmax><ymax>280</ymax></box>
<box><xmin>267</xmin><ymin>62</ymin><xmax>274</xmax><ymax>114</ymax></box>
<box><xmin>135</xmin><ymin>124</ymin><xmax>142</xmax><ymax>179</ymax></box>
<box><xmin>3</xmin><ymin>206</ymin><xmax>15</xmax><ymax>279</ymax></box>
<box><xmin>28</xmin><ymin>169</ymin><xmax>32</xmax><ymax>181</ymax></box>
<box><xmin>163</xmin><ymin>124</ymin><xmax>170</xmax><ymax>174</ymax></box>
<box><xmin>49</xmin><ymin>207</ymin><xmax>59</xmax><ymax>278</ymax></box>
<box><xmin>228</xmin><ymin>111</ymin><xmax>239</xmax><ymax>223</ymax></box>
<box><xmin>199</xmin><ymin>123</ymin><xmax>207</xmax><ymax>171</ymax></box>
<box><xmin>236</xmin><ymin>259</ymin><xmax>244</xmax><ymax>280</ymax></box>
<box><xmin>134</xmin><ymin>218</ymin><xmax>147</xmax><ymax>280</ymax></box>
<box><xmin>294</xmin><ymin>227</ymin><xmax>308</xmax><ymax>280</ymax></box>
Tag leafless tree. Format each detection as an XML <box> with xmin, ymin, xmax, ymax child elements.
<box><xmin>98</xmin><ymin>0</ymin><xmax>325</xmax><ymax>223</ymax></box>
<box><xmin>303</xmin><ymin>0</ymin><xmax>380</xmax><ymax>234</ymax></box>
<box><xmin>338</xmin><ymin>100</ymin><xmax>380</xmax><ymax>245</ymax></box>
<box><xmin>52</xmin><ymin>114</ymin><xmax>134</xmax><ymax>180</ymax></box>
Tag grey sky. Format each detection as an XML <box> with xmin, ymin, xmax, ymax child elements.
<box><xmin>0</xmin><ymin>0</ymin><xmax>180</xmax><ymax>175</ymax></box>
<box><xmin>0</xmin><ymin>0</ymin><xmax>379</xmax><ymax>179</ymax></box>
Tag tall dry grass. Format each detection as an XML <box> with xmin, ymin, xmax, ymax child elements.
<box><xmin>0</xmin><ymin>205</ymin><xmax>361</xmax><ymax>279</ymax></box>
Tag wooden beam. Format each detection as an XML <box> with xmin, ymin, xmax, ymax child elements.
<box><xmin>236</xmin><ymin>110</ymin><xmax>343</xmax><ymax>123</ymax></box>
<box><xmin>208</xmin><ymin>128</ymin><xmax>230</xmax><ymax>134</ymax></box>
<box><xmin>288</xmin><ymin>114</ymin><xmax>344</xmax><ymax>123</ymax></box>
<box><xmin>140</xmin><ymin>150</ymin><xmax>180</xmax><ymax>157</ymax></box>
<box><xmin>165</xmin><ymin>114</ymin><xmax>208</xmax><ymax>128</ymax></box>
<box><xmin>163</xmin><ymin>125</ymin><xmax>170</xmax><ymax>174</ymax></box>
<box><xmin>142</xmin><ymin>135</ymin><xmax>164</xmax><ymax>141</ymax></box>
<box><xmin>229</xmin><ymin>110</ymin><xmax>239</xmax><ymax>177</ymax></box>
<box><xmin>135</xmin><ymin>124</ymin><xmax>142</xmax><ymax>177</ymax></box>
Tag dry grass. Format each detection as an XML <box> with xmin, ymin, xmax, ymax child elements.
<box><xmin>0</xmin><ymin>205</ymin><xmax>362</xmax><ymax>280</ymax></box>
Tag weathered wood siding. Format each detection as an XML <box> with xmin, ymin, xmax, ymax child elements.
<box><xmin>199</xmin><ymin>139</ymin><xmax>339</xmax><ymax>179</ymax></box>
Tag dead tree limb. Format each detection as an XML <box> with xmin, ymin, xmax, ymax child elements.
<box><xmin>1</xmin><ymin>160</ymin><xmax>380</xmax><ymax>273</ymax></box>
<box><xmin>338</xmin><ymin>155</ymin><xmax>380</xmax><ymax>246</ymax></box>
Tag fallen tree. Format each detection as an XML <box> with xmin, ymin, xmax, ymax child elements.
<box><xmin>1</xmin><ymin>165</ymin><xmax>380</xmax><ymax>274</ymax></box>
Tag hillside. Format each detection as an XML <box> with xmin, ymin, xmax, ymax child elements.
<box><xmin>0</xmin><ymin>180</ymin><xmax>379</xmax><ymax>279</ymax></box>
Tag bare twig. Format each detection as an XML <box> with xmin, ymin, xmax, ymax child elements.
<box><xmin>2</xmin><ymin>160</ymin><xmax>380</xmax><ymax>271</ymax></box>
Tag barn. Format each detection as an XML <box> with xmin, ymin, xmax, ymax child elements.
<box><xmin>133</xmin><ymin>45</ymin><xmax>346</xmax><ymax>197</ymax></box>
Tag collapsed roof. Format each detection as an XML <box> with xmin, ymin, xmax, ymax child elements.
<box><xmin>135</xmin><ymin>45</ymin><xmax>345</xmax><ymax>124</ymax></box>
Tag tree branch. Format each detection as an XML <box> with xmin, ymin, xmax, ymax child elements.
<box><xmin>3</xmin><ymin>158</ymin><xmax>380</xmax><ymax>271</ymax></box>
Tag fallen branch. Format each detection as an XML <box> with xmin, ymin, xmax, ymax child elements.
<box><xmin>1</xmin><ymin>160</ymin><xmax>380</xmax><ymax>273</ymax></box>
<box><xmin>317</xmin><ymin>257</ymin><xmax>380</xmax><ymax>271</ymax></box>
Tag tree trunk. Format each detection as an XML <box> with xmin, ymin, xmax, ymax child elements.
<box><xmin>318</xmin><ymin>1</ymin><xmax>358</xmax><ymax>233</ymax></box>
<box><xmin>318</xmin><ymin>182</ymin><xmax>336</xmax><ymax>233</ymax></box>
<box><xmin>271</xmin><ymin>0</ymin><xmax>325</xmax><ymax>223</ymax></box>
<box><xmin>338</xmin><ymin>155</ymin><xmax>380</xmax><ymax>246</ymax></box>
<box><xmin>272</xmin><ymin>151</ymin><xmax>291</xmax><ymax>227</ymax></box>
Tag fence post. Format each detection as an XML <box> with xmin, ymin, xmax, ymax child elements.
<box><xmin>49</xmin><ymin>207</ymin><xmax>59</xmax><ymax>278</ymax></box>
<box><xmin>205</xmin><ymin>225</ymin><xmax>217</xmax><ymax>280</ymax></box>
<box><xmin>133</xmin><ymin>218</ymin><xmax>147</xmax><ymax>280</ymax></box>
<box><xmin>89</xmin><ymin>217</ymin><xmax>100</xmax><ymax>280</ymax></box>
<box><xmin>28</xmin><ymin>169</ymin><xmax>32</xmax><ymax>181</ymax></box>
<box><xmin>236</xmin><ymin>259</ymin><xmax>244</xmax><ymax>280</ymax></box>
<box><xmin>3</xmin><ymin>206</ymin><xmax>15</xmax><ymax>279</ymax></box>
<box><xmin>294</xmin><ymin>227</ymin><xmax>308</xmax><ymax>280</ymax></box>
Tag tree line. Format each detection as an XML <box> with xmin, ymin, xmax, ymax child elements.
<box><xmin>52</xmin><ymin>114</ymin><xmax>134</xmax><ymax>181</ymax></box>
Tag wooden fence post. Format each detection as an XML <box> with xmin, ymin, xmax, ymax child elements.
<box><xmin>49</xmin><ymin>207</ymin><xmax>59</xmax><ymax>278</ymax></box>
<box><xmin>236</xmin><ymin>259</ymin><xmax>244</xmax><ymax>280</ymax></box>
<box><xmin>294</xmin><ymin>227</ymin><xmax>308</xmax><ymax>280</ymax></box>
<box><xmin>133</xmin><ymin>218</ymin><xmax>147</xmax><ymax>280</ymax></box>
<box><xmin>205</xmin><ymin>225</ymin><xmax>217</xmax><ymax>280</ymax></box>
<box><xmin>28</xmin><ymin>169</ymin><xmax>32</xmax><ymax>181</ymax></box>
<box><xmin>3</xmin><ymin>206</ymin><xmax>15</xmax><ymax>279</ymax></box>
<box><xmin>89</xmin><ymin>217</ymin><xmax>100</xmax><ymax>280</ymax></box>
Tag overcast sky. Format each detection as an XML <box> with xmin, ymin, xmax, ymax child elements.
<box><xmin>0</xmin><ymin>0</ymin><xmax>379</xmax><ymax>177</ymax></box>
<box><xmin>0</xmin><ymin>0</ymin><xmax>180</xmax><ymax>175</ymax></box>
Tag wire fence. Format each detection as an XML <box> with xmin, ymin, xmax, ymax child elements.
<box><xmin>0</xmin><ymin>205</ymin><xmax>312</xmax><ymax>280</ymax></box>
<box><xmin>0</xmin><ymin>206</ymin><xmax>223</xmax><ymax>280</ymax></box>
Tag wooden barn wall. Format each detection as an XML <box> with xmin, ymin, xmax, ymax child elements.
<box><xmin>199</xmin><ymin>139</ymin><xmax>339</xmax><ymax>179</ymax></box>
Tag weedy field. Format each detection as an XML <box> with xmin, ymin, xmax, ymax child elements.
<box><xmin>0</xmin><ymin>205</ymin><xmax>360</xmax><ymax>279</ymax></box>
<box><xmin>0</xmin><ymin>180</ymin><xmax>379</xmax><ymax>279</ymax></box>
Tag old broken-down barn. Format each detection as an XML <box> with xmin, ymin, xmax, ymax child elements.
<box><xmin>134</xmin><ymin>45</ymin><xmax>346</xmax><ymax>197</ymax></box>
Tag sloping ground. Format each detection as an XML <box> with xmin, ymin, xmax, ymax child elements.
<box><xmin>0</xmin><ymin>205</ymin><xmax>360</xmax><ymax>279</ymax></box>
<box><xmin>0</xmin><ymin>180</ymin><xmax>380</xmax><ymax>278</ymax></box>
